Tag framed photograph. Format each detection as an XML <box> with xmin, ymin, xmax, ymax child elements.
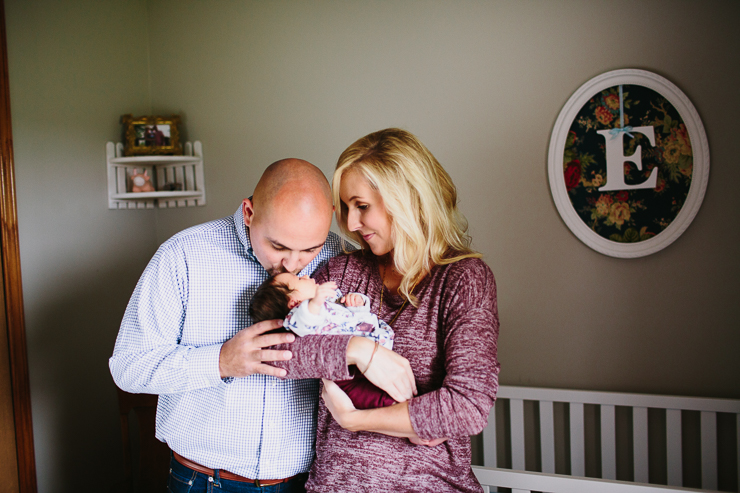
<box><xmin>121</xmin><ymin>114</ymin><xmax>182</xmax><ymax>156</ymax></box>
<box><xmin>548</xmin><ymin>69</ymin><xmax>709</xmax><ymax>258</ymax></box>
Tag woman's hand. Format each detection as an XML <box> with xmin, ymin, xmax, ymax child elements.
<box><xmin>346</xmin><ymin>337</ymin><xmax>417</xmax><ymax>402</ymax></box>
<box><xmin>321</xmin><ymin>379</ymin><xmax>361</xmax><ymax>431</ymax></box>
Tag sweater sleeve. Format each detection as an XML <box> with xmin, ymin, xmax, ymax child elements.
<box><xmin>271</xmin><ymin>263</ymin><xmax>353</xmax><ymax>380</ymax></box>
<box><xmin>408</xmin><ymin>260</ymin><xmax>500</xmax><ymax>440</ymax></box>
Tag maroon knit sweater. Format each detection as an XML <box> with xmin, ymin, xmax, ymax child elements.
<box><xmin>275</xmin><ymin>252</ymin><xmax>500</xmax><ymax>492</ymax></box>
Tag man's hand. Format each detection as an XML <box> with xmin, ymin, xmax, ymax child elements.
<box><xmin>219</xmin><ymin>319</ymin><xmax>295</xmax><ymax>378</ymax></box>
<box><xmin>347</xmin><ymin>337</ymin><xmax>416</xmax><ymax>402</ymax></box>
<box><xmin>341</xmin><ymin>293</ymin><xmax>365</xmax><ymax>307</ymax></box>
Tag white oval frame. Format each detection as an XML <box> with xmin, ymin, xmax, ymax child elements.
<box><xmin>548</xmin><ymin>69</ymin><xmax>710</xmax><ymax>258</ymax></box>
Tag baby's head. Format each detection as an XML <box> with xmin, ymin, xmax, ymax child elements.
<box><xmin>249</xmin><ymin>273</ymin><xmax>318</xmax><ymax>323</ymax></box>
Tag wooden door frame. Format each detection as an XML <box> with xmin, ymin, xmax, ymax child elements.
<box><xmin>0</xmin><ymin>0</ymin><xmax>38</xmax><ymax>491</ymax></box>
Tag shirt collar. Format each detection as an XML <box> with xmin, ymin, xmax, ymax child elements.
<box><xmin>233</xmin><ymin>205</ymin><xmax>258</xmax><ymax>263</ymax></box>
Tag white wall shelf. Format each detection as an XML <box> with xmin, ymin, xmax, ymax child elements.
<box><xmin>106</xmin><ymin>141</ymin><xmax>206</xmax><ymax>209</ymax></box>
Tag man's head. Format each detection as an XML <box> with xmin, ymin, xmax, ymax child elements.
<box><xmin>243</xmin><ymin>158</ymin><xmax>333</xmax><ymax>275</ymax></box>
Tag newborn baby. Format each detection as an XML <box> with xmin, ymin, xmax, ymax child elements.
<box><xmin>250</xmin><ymin>272</ymin><xmax>395</xmax><ymax>409</ymax></box>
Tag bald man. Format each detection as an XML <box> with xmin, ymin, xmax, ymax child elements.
<box><xmin>110</xmin><ymin>159</ymin><xmax>345</xmax><ymax>492</ymax></box>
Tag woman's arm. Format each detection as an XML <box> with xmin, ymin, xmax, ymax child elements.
<box><xmin>346</xmin><ymin>337</ymin><xmax>417</xmax><ymax>400</ymax></box>
<box><xmin>323</xmin><ymin>260</ymin><xmax>500</xmax><ymax>441</ymax></box>
<box><xmin>322</xmin><ymin>381</ymin><xmax>447</xmax><ymax>445</ymax></box>
<box><xmin>270</xmin><ymin>334</ymin><xmax>354</xmax><ymax>380</ymax></box>
<box><xmin>321</xmin><ymin>379</ymin><xmax>416</xmax><ymax>437</ymax></box>
<box><xmin>271</xmin><ymin>334</ymin><xmax>416</xmax><ymax>403</ymax></box>
<box><xmin>409</xmin><ymin>262</ymin><xmax>500</xmax><ymax>440</ymax></box>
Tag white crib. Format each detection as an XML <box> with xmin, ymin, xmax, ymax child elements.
<box><xmin>476</xmin><ymin>385</ymin><xmax>740</xmax><ymax>492</ymax></box>
<box><xmin>472</xmin><ymin>466</ymin><xmax>706</xmax><ymax>493</ymax></box>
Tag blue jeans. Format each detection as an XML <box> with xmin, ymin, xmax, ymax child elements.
<box><xmin>167</xmin><ymin>454</ymin><xmax>307</xmax><ymax>493</ymax></box>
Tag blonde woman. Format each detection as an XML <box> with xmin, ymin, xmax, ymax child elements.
<box><xmin>274</xmin><ymin>128</ymin><xmax>499</xmax><ymax>492</ymax></box>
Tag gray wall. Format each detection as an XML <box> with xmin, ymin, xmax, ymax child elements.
<box><xmin>6</xmin><ymin>1</ymin><xmax>739</xmax><ymax>491</ymax></box>
<box><xmin>6</xmin><ymin>0</ymin><xmax>155</xmax><ymax>489</ymax></box>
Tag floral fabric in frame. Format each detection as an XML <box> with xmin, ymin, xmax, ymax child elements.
<box><xmin>548</xmin><ymin>70</ymin><xmax>709</xmax><ymax>258</ymax></box>
<box><xmin>564</xmin><ymin>84</ymin><xmax>692</xmax><ymax>243</ymax></box>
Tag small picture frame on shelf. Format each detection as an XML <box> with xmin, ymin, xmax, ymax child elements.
<box><xmin>121</xmin><ymin>114</ymin><xmax>182</xmax><ymax>156</ymax></box>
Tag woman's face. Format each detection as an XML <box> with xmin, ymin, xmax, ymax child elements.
<box><xmin>339</xmin><ymin>169</ymin><xmax>393</xmax><ymax>256</ymax></box>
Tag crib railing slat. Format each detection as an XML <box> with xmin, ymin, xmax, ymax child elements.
<box><xmin>511</xmin><ymin>398</ymin><xmax>525</xmax><ymax>470</ymax></box>
<box><xmin>601</xmin><ymin>404</ymin><xmax>616</xmax><ymax>479</ymax></box>
<box><xmin>540</xmin><ymin>400</ymin><xmax>555</xmax><ymax>473</ymax></box>
<box><xmin>666</xmin><ymin>409</ymin><xmax>682</xmax><ymax>486</ymax></box>
<box><xmin>483</xmin><ymin>404</ymin><xmax>497</xmax><ymax>467</ymax></box>
<box><xmin>632</xmin><ymin>406</ymin><xmax>649</xmax><ymax>483</ymax></box>
<box><xmin>700</xmin><ymin>411</ymin><xmax>717</xmax><ymax>490</ymax></box>
<box><xmin>570</xmin><ymin>402</ymin><xmax>585</xmax><ymax>476</ymax></box>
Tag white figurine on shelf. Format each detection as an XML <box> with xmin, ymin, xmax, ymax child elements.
<box><xmin>130</xmin><ymin>168</ymin><xmax>155</xmax><ymax>193</ymax></box>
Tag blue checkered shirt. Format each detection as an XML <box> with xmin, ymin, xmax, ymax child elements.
<box><xmin>109</xmin><ymin>207</ymin><xmax>345</xmax><ymax>479</ymax></box>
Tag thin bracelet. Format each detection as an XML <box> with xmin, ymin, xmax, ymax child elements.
<box><xmin>361</xmin><ymin>341</ymin><xmax>380</xmax><ymax>375</ymax></box>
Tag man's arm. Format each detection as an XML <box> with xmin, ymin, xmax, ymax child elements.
<box><xmin>109</xmin><ymin>243</ymin><xmax>295</xmax><ymax>394</ymax></box>
<box><xmin>110</xmin><ymin>244</ymin><xmax>199</xmax><ymax>394</ymax></box>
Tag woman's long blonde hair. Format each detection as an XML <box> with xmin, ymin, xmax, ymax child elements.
<box><xmin>332</xmin><ymin>128</ymin><xmax>481</xmax><ymax>305</ymax></box>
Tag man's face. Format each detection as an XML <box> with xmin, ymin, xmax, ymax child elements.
<box><xmin>243</xmin><ymin>198</ymin><xmax>331</xmax><ymax>275</ymax></box>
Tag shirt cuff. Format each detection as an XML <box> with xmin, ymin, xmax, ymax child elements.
<box><xmin>187</xmin><ymin>343</ymin><xmax>229</xmax><ymax>388</ymax></box>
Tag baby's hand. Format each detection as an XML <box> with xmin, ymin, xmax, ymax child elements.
<box><xmin>315</xmin><ymin>282</ymin><xmax>337</xmax><ymax>302</ymax></box>
<box><xmin>341</xmin><ymin>293</ymin><xmax>365</xmax><ymax>307</ymax></box>
<box><xmin>308</xmin><ymin>281</ymin><xmax>337</xmax><ymax>314</ymax></box>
